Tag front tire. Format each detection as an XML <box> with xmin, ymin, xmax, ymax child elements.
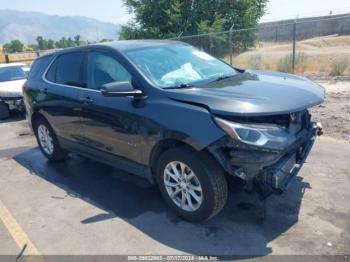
<box><xmin>34</xmin><ymin>117</ymin><xmax>67</xmax><ymax>162</ymax></box>
<box><xmin>156</xmin><ymin>147</ymin><xmax>228</xmax><ymax>222</ymax></box>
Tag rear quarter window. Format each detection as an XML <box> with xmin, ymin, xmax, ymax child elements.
<box><xmin>28</xmin><ymin>55</ymin><xmax>53</xmax><ymax>81</ymax></box>
<box><xmin>45</xmin><ymin>52</ymin><xmax>85</xmax><ymax>87</ymax></box>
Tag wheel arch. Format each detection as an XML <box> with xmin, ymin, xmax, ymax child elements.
<box><xmin>149</xmin><ymin>137</ymin><xmax>222</xmax><ymax>174</ymax></box>
<box><xmin>31</xmin><ymin>111</ymin><xmax>47</xmax><ymax>129</ymax></box>
<box><xmin>150</xmin><ymin>138</ymin><xmax>198</xmax><ymax>172</ymax></box>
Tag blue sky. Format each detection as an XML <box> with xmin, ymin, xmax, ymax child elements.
<box><xmin>0</xmin><ymin>0</ymin><xmax>349</xmax><ymax>24</ymax></box>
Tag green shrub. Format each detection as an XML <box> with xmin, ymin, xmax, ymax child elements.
<box><xmin>277</xmin><ymin>52</ymin><xmax>308</xmax><ymax>73</ymax></box>
<box><xmin>330</xmin><ymin>58</ymin><xmax>349</xmax><ymax>76</ymax></box>
<box><xmin>248</xmin><ymin>55</ymin><xmax>262</xmax><ymax>69</ymax></box>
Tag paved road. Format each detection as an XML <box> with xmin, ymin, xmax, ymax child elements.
<box><xmin>0</xmin><ymin>119</ymin><xmax>349</xmax><ymax>257</ymax></box>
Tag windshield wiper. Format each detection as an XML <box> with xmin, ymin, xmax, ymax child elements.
<box><xmin>163</xmin><ymin>83</ymin><xmax>195</xmax><ymax>89</ymax></box>
<box><xmin>210</xmin><ymin>74</ymin><xmax>236</xmax><ymax>83</ymax></box>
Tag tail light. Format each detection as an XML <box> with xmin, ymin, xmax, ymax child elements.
<box><xmin>22</xmin><ymin>82</ymin><xmax>27</xmax><ymax>94</ymax></box>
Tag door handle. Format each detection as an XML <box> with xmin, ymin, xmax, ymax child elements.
<box><xmin>39</xmin><ymin>88</ymin><xmax>48</xmax><ymax>94</ymax></box>
<box><xmin>83</xmin><ymin>97</ymin><xmax>93</xmax><ymax>104</ymax></box>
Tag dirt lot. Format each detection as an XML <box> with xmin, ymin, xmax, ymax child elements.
<box><xmin>311</xmin><ymin>79</ymin><xmax>350</xmax><ymax>141</ymax></box>
<box><xmin>0</xmin><ymin>80</ymin><xmax>349</xmax><ymax>259</ymax></box>
<box><xmin>232</xmin><ymin>35</ymin><xmax>350</xmax><ymax>76</ymax></box>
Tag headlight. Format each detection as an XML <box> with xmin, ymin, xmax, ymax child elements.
<box><xmin>215</xmin><ymin>117</ymin><xmax>294</xmax><ymax>148</ymax></box>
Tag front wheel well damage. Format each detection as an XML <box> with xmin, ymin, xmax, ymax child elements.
<box><xmin>149</xmin><ymin>139</ymin><xmax>225</xmax><ymax>180</ymax></box>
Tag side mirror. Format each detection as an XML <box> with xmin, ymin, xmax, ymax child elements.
<box><xmin>100</xmin><ymin>81</ymin><xmax>145</xmax><ymax>99</ymax></box>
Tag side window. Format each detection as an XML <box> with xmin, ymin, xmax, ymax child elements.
<box><xmin>45</xmin><ymin>59</ymin><xmax>57</xmax><ymax>82</ymax></box>
<box><xmin>87</xmin><ymin>52</ymin><xmax>131</xmax><ymax>90</ymax></box>
<box><xmin>46</xmin><ymin>52</ymin><xmax>85</xmax><ymax>87</ymax></box>
<box><xmin>28</xmin><ymin>55</ymin><xmax>53</xmax><ymax>81</ymax></box>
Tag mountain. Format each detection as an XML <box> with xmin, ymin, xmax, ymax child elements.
<box><xmin>0</xmin><ymin>9</ymin><xmax>120</xmax><ymax>44</ymax></box>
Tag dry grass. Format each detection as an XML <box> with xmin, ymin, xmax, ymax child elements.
<box><xmin>230</xmin><ymin>35</ymin><xmax>350</xmax><ymax>76</ymax></box>
<box><xmin>0</xmin><ymin>54</ymin><xmax>6</xmax><ymax>63</ymax></box>
<box><xmin>330</xmin><ymin>59</ymin><xmax>349</xmax><ymax>76</ymax></box>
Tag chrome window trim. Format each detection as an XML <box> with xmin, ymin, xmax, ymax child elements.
<box><xmin>41</xmin><ymin>53</ymin><xmax>100</xmax><ymax>93</ymax></box>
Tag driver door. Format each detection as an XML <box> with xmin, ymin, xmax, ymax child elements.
<box><xmin>78</xmin><ymin>50</ymin><xmax>141</xmax><ymax>161</ymax></box>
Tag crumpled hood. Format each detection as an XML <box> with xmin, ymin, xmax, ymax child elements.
<box><xmin>164</xmin><ymin>70</ymin><xmax>325</xmax><ymax>116</ymax></box>
<box><xmin>0</xmin><ymin>79</ymin><xmax>25</xmax><ymax>97</ymax></box>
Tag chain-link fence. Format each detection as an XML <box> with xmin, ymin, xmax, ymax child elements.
<box><xmin>174</xmin><ymin>14</ymin><xmax>350</xmax><ymax>77</ymax></box>
<box><xmin>2</xmin><ymin>14</ymin><xmax>350</xmax><ymax>76</ymax></box>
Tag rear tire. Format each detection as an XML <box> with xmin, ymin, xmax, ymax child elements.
<box><xmin>34</xmin><ymin>117</ymin><xmax>67</xmax><ymax>162</ymax></box>
<box><xmin>155</xmin><ymin>147</ymin><xmax>228</xmax><ymax>222</ymax></box>
<box><xmin>0</xmin><ymin>102</ymin><xmax>10</xmax><ymax>120</ymax></box>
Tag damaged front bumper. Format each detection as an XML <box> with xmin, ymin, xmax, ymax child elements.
<box><xmin>0</xmin><ymin>96</ymin><xmax>25</xmax><ymax>112</ymax></box>
<box><xmin>253</xmin><ymin>122</ymin><xmax>322</xmax><ymax>198</ymax></box>
<box><xmin>208</xmin><ymin>121</ymin><xmax>323</xmax><ymax>198</ymax></box>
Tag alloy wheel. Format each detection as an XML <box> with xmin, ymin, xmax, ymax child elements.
<box><xmin>37</xmin><ymin>124</ymin><xmax>54</xmax><ymax>155</ymax></box>
<box><xmin>163</xmin><ymin>161</ymin><xmax>203</xmax><ymax>212</ymax></box>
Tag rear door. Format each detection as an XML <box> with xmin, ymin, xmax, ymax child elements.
<box><xmin>40</xmin><ymin>52</ymin><xmax>86</xmax><ymax>144</ymax></box>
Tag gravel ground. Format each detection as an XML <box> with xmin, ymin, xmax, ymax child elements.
<box><xmin>312</xmin><ymin>80</ymin><xmax>350</xmax><ymax>142</ymax></box>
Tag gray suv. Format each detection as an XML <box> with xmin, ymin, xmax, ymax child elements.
<box><xmin>23</xmin><ymin>40</ymin><xmax>324</xmax><ymax>221</ymax></box>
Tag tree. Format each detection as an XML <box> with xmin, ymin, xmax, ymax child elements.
<box><xmin>48</xmin><ymin>39</ymin><xmax>55</xmax><ymax>49</ymax></box>
<box><xmin>120</xmin><ymin>0</ymin><xmax>267</xmax><ymax>53</ymax></box>
<box><xmin>74</xmin><ymin>35</ymin><xmax>81</xmax><ymax>46</ymax></box>
<box><xmin>3</xmin><ymin>40</ymin><xmax>24</xmax><ymax>53</ymax></box>
<box><xmin>55</xmin><ymin>37</ymin><xmax>76</xmax><ymax>49</ymax></box>
<box><xmin>55</xmin><ymin>38</ymin><xmax>66</xmax><ymax>48</ymax></box>
<box><xmin>67</xmin><ymin>37</ymin><xmax>75</xmax><ymax>47</ymax></box>
<box><xmin>36</xmin><ymin>36</ymin><xmax>55</xmax><ymax>50</ymax></box>
<box><xmin>36</xmin><ymin>36</ymin><xmax>45</xmax><ymax>50</ymax></box>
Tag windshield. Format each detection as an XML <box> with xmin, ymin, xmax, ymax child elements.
<box><xmin>0</xmin><ymin>66</ymin><xmax>28</xmax><ymax>82</ymax></box>
<box><xmin>125</xmin><ymin>44</ymin><xmax>236</xmax><ymax>88</ymax></box>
